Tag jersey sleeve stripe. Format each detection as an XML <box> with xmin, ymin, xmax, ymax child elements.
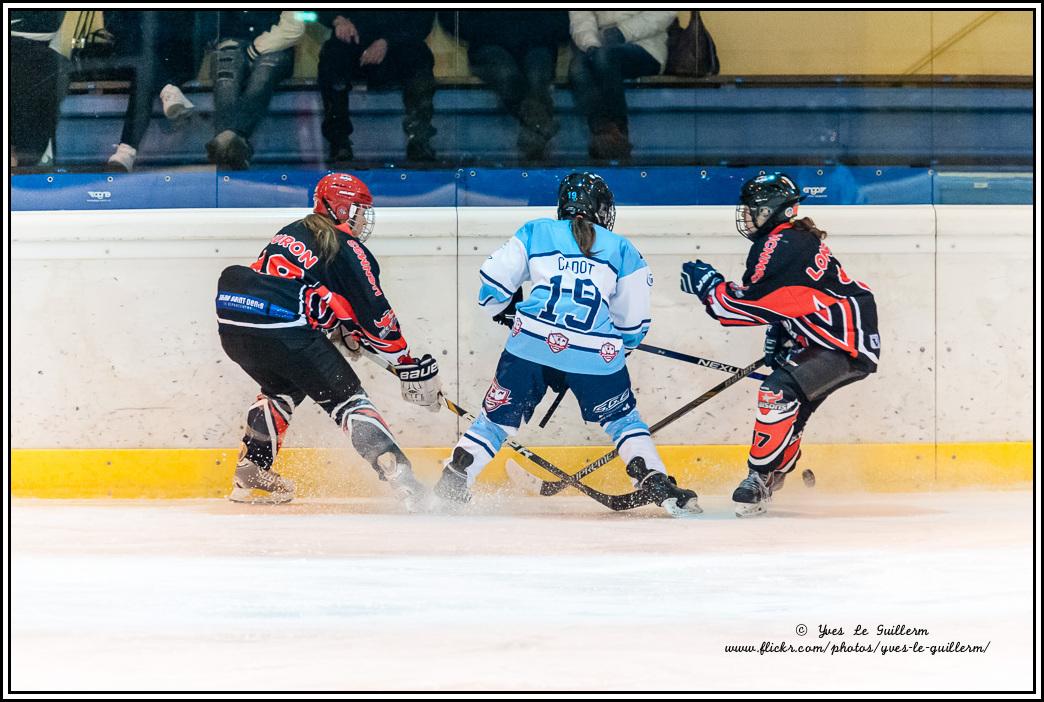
<box><xmin>479</xmin><ymin>270</ymin><xmax>515</xmax><ymax>297</ymax></box>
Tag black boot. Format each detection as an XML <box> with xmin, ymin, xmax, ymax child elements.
<box><xmin>517</xmin><ymin>97</ymin><xmax>558</xmax><ymax>162</ymax></box>
<box><xmin>403</xmin><ymin>74</ymin><xmax>437</xmax><ymax>162</ymax></box>
<box><xmin>207</xmin><ymin>129</ymin><xmax>253</xmax><ymax>170</ymax></box>
<box><xmin>625</xmin><ymin>457</ymin><xmax>702</xmax><ymax>517</ymax></box>
<box><xmin>329</xmin><ymin>140</ymin><xmax>354</xmax><ymax>165</ymax></box>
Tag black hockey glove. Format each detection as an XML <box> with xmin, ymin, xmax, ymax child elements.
<box><xmin>763</xmin><ymin>323</ymin><xmax>793</xmax><ymax>370</ymax></box>
<box><xmin>492</xmin><ymin>288</ymin><xmax>524</xmax><ymax>328</ymax></box>
<box><xmin>680</xmin><ymin>260</ymin><xmax>724</xmax><ymax>302</ymax></box>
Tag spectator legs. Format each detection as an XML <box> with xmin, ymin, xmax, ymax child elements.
<box><xmin>229</xmin><ymin>49</ymin><xmax>293</xmax><ymax>139</ymax></box>
<box><xmin>517</xmin><ymin>46</ymin><xmax>557</xmax><ymax>161</ymax></box>
<box><xmin>207</xmin><ymin>39</ymin><xmax>292</xmax><ymax>169</ymax></box>
<box><xmin>9</xmin><ymin>37</ymin><xmax>68</xmax><ymax>166</ymax></box>
<box><xmin>317</xmin><ymin>38</ymin><xmax>361</xmax><ymax>162</ymax></box>
<box><xmin>569</xmin><ymin>44</ymin><xmax>661</xmax><ymax>160</ymax></box>
<box><xmin>470</xmin><ymin>44</ymin><xmax>557</xmax><ymax>161</ymax></box>
<box><xmin>210</xmin><ymin>40</ymin><xmax>248</xmax><ymax>137</ymax></box>
<box><xmin>318</xmin><ymin>38</ymin><xmax>436</xmax><ymax>163</ymax></box>
<box><xmin>395</xmin><ymin>42</ymin><xmax>438</xmax><ymax>162</ymax></box>
<box><xmin>469</xmin><ymin>44</ymin><xmax>528</xmax><ymax>114</ymax></box>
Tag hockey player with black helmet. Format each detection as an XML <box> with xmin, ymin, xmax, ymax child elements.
<box><xmin>680</xmin><ymin>173</ymin><xmax>880</xmax><ymax>516</ymax></box>
<box><xmin>215</xmin><ymin>172</ymin><xmax>441</xmax><ymax>509</ymax></box>
<box><xmin>434</xmin><ymin>172</ymin><xmax>702</xmax><ymax>517</ymax></box>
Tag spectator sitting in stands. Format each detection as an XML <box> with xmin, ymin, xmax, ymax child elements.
<box><xmin>206</xmin><ymin>10</ymin><xmax>304</xmax><ymax>170</ymax></box>
<box><xmin>568</xmin><ymin>11</ymin><xmax>676</xmax><ymax>160</ymax></box>
<box><xmin>10</xmin><ymin>10</ymin><xmax>67</xmax><ymax>167</ymax></box>
<box><xmin>445</xmin><ymin>10</ymin><xmax>569</xmax><ymax>162</ymax></box>
<box><xmin>104</xmin><ymin>11</ymin><xmax>198</xmax><ymax>172</ymax></box>
<box><xmin>317</xmin><ymin>10</ymin><xmax>437</xmax><ymax>163</ymax></box>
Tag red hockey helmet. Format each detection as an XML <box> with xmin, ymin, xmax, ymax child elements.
<box><xmin>313</xmin><ymin>172</ymin><xmax>375</xmax><ymax>242</ymax></box>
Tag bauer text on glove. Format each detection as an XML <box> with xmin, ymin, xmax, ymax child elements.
<box><xmin>396</xmin><ymin>354</ymin><xmax>441</xmax><ymax>412</ymax></box>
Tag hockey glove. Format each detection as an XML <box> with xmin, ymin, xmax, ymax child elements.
<box><xmin>763</xmin><ymin>322</ymin><xmax>794</xmax><ymax>369</ymax></box>
<box><xmin>680</xmin><ymin>260</ymin><xmax>724</xmax><ymax>301</ymax></box>
<box><xmin>492</xmin><ymin>288</ymin><xmax>524</xmax><ymax>328</ymax></box>
<box><xmin>396</xmin><ymin>354</ymin><xmax>441</xmax><ymax>413</ymax></box>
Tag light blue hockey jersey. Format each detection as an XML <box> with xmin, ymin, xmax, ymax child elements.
<box><xmin>478</xmin><ymin>218</ymin><xmax>653</xmax><ymax>375</ymax></box>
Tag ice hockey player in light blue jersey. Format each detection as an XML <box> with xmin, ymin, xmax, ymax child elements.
<box><xmin>434</xmin><ymin>172</ymin><xmax>702</xmax><ymax>517</ymax></box>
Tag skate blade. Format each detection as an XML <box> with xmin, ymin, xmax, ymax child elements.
<box><xmin>734</xmin><ymin>501</ymin><xmax>767</xmax><ymax>517</ymax></box>
<box><xmin>228</xmin><ymin>487</ymin><xmax>294</xmax><ymax>505</ymax></box>
<box><xmin>662</xmin><ymin>497</ymin><xmax>703</xmax><ymax>518</ymax></box>
<box><xmin>395</xmin><ymin>490</ymin><xmax>432</xmax><ymax>514</ymax></box>
<box><xmin>505</xmin><ymin>459</ymin><xmax>543</xmax><ymax>495</ymax></box>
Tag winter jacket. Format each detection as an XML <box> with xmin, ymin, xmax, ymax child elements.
<box><xmin>568</xmin><ymin>10</ymin><xmax>676</xmax><ymax>72</ymax></box>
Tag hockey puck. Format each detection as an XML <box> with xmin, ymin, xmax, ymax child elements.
<box><xmin>802</xmin><ymin>469</ymin><xmax>816</xmax><ymax>488</ymax></box>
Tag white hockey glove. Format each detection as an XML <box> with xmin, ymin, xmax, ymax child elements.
<box><xmin>395</xmin><ymin>354</ymin><xmax>442</xmax><ymax>413</ymax></box>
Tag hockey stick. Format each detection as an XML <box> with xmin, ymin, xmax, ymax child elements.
<box><xmin>537</xmin><ymin>356</ymin><xmax>765</xmax><ymax>496</ymax></box>
<box><xmin>440</xmin><ymin>397</ymin><xmax>657</xmax><ymax>511</ymax></box>
<box><xmin>637</xmin><ymin>343</ymin><xmax>769</xmax><ymax>381</ymax></box>
<box><xmin>637</xmin><ymin>344</ymin><xmax>815</xmax><ymax>489</ymax></box>
<box><xmin>538</xmin><ymin>346</ymin><xmax>763</xmax><ymax>431</ymax></box>
<box><xmin>537</xmin><ymin>388</ymin><xmax>567</xmax><ymax>428</ymax></box>
<box><xmin>356</xmin><ymin>347</ymin><xmax>657</xmax><ymax>511</ymax></box>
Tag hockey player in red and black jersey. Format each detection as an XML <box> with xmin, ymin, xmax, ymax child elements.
<box><xmin>680</xmin><ymin>173</ymin><xmax>880</xmax><ymax>516</ymax></box>
<box><xmin>216</xmin><ymin>172</ymin><xmax>441</xmax><ymax>509</ymax></box>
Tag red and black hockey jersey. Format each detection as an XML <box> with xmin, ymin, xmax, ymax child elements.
<box><xmin>702</xmin><ymin>223</ymin><xmax>880</xmax><ymax>370</ymax></box>
<box><xmin>216</xmin><ymin>219</ymin><xmax>412</xmax><ymax>365</ymax></box>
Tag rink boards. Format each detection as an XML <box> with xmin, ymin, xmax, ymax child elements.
<box><xmin>9</xmin><ymin>201</ymin><xmax>1034</xmax><ymax>497</ymax></box>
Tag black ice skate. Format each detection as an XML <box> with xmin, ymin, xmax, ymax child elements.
<box><xmin>732</xmin><ymin>468</ymin><xmax>788</xmax><ymax>517</ymax></box>
<box><xmin>228</xmin><ymin>458</ymin><xmax>295</xmax><ymax>505</ymax></box>
<box><xmin>626</xmin><ymin>457</ymin><xmax>702</xmax><ymax>518</ymax></box>
<box><xmin>433</xmin><ymin>447</ymin><xmax>473</xmax><ymax>504</ymax></box>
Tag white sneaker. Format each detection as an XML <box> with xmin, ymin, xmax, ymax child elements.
<box><xmin>160</xmin><ymin>84</ymin><xmax>195</xmax><ymax>122</ymax></box>
<box><xmin>107</xmin><ymin>143</ymin><xmax>137</xmax><ymax>172</ymax></box>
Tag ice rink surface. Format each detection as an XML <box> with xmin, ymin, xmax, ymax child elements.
<box><xmin>10</xmin><ymin>489</ymin><xmax>1036</xmax><ymax>692</ymax></box>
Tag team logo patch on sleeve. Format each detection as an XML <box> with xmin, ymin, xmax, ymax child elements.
<box><xmin>599</xmin><ymin>342</ymin><xmax>618</xmax><ymax>363</ymax></box>
<box><xmin>483</xmin><ymin>380</ymin><xmax>512</xmax><ymax>413</ymax></box>
<box><xmin>374</xmin><ymin>310</ymin><xmax>399</xmax><ymax>338</ymax></box>
<box><xmin>546</xmin><ymin>332</ymin><xmax>569</xmax><ymax>353</ymax></box>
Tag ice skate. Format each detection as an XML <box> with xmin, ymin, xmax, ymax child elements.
<box><xmin>377</xmin><ymin>453</ymin><xmax>429</xmax><ymax>513</ymax></box>
<box><xmin>626</xmin><ymin>457</ymin><xmax>702</xmax><ymax>518</ymax></box>
<box><xmin>732</xmin><ymin>469</ymin><xmax>774</xmax><ymax>517</ymax></box>
<box><xmin>228</xmin><ymin>458</ymin><xmax>295</xmax><ymax>504</ymax></box>
<box><xmin>433</xmin><ymin>447</ymin><xmax>473</xmax><ymax>505</ymax></box>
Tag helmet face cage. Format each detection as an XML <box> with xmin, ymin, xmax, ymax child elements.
<box><xmin>348</xmin><ymin>202</ymin><xmax>376</xmax><ymax>242</ymax></box>
<box><xmin>735</xmin><ymin>173</ymin><xmax>802</xmax><ymax>240</ymax></box>
<box><xmin>557</xmin><ymin>172</ymin><xmax>616</xmax><ymax>230</ymax></box>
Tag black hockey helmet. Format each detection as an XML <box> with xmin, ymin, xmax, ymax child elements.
<box><xmin>557</xmin><ymin>172</ymin><xmax>616</xmax><ymax>230</ymax></box>
<box><xmin>735</xmin><ymin>173</ymin><xmax>805</xmax><ymax>240</ymax></box>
